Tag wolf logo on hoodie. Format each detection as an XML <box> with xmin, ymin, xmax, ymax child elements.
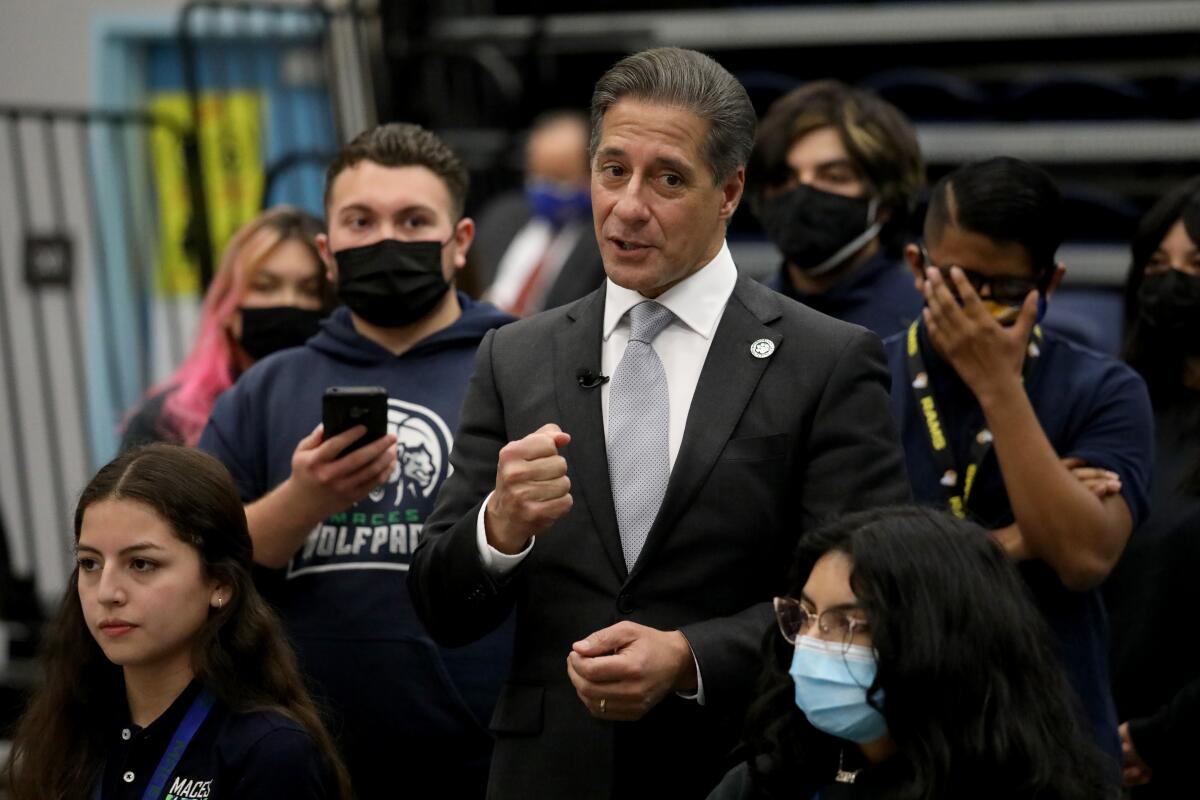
<box><xmin>363</xmin><ymin>400</ymin><xmax>454</xmax><ymax>507</ymax></box>
<box><xmin>290</xmin><ymin>398</ymin><xmax>453</xmax><ymax>577</ymax></box>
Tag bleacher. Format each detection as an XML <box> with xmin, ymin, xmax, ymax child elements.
<box><xmin>402</xmin><ymin>0</ymin><xmax>1200</xmax><ymax>353</ymax></box>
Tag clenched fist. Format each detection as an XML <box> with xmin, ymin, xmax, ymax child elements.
<box><xmin>485</xmin><ymin>423</ymin><xmax>573</xmax><ymax>554</ymax></box>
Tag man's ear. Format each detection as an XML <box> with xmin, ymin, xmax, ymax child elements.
<box><xmin>316</xmin><ymin>232</ymin><xmax>337</xmax><ymax>283</ymax></box>
<box><xmin>904</xmin><ymin>243</ymin><xmax>925</xmax><ymax>290</ymax></box>
<box><xmin>719</xmin><ymin>166</ymin><xmax>746</xmax><ymax>220</ymax></box>
<box><xmin>1043</xmin><ymin>262</ymin><xmax>1067</xmax><ymax>298</ymax></box>
<box><xmin>451</xmin><ymin>217</ymin><xmax>476</xmax><ymax>270</ymax></box>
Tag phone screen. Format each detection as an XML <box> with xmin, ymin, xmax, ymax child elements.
<box><xmin>322</xmin><ymin>386</ymin><xmax>388</xmax><ymax>456</ymax></box>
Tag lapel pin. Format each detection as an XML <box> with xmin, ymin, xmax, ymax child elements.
<box><xmin>750</xmin><ymin>338</ymin><xmax>775</xmax><ymax>359</ymax></box>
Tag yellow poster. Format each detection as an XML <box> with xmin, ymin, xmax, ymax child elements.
<box><xmin>148</xmin><ymin>91</ymin><xmax>264</xmax><ymax>296</ymax></box>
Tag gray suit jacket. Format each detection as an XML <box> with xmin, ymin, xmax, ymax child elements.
<box><xmin>409</xmin><ymin>273</ymin><xmax>910</xmax><ymax>800</ymax></box>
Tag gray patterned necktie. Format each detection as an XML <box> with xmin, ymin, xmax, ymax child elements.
<box><xmin>608</xmin><ymin>300</ymin><xmax>675</xmax><ymax>571</ymax></box>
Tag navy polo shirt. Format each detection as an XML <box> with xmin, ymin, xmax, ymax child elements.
<box><xmin>769</xmin><ymin>249</ymin><xmax>923</xmax><ymax>340</ymax></box>
<box><xmin>97</xmin><ymin>682</ymin><xmax>336</xmax><ymax>799</ymax></box>
<box><xmin>883</xmin><ymin>324</ymin><xmax>1153</xmax><ymax>762</ymax></box>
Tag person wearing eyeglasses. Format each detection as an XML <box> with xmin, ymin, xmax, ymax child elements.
<box><xmin>880</xmin><ymin>157</ymin><xmax>1153</xmax><ymax>769</ymax></box>
<box><xmin>708</xmin><ymin>506</ymin><xmax>1115</xmax><ymax>800</ymax></box>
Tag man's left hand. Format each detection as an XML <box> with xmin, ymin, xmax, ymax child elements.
<box><xmin>922</xmin><ymin>266</ymin><xmax>1038</xmax><ymax>405</ymax></box>
<box><xmin>566</xmin><ymin>621</ymin><xmax>696</xmax><ymax>721</ymax></box>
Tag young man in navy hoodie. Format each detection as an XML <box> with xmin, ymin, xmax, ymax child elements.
<box><xmin>199</xmin><ymin>123</ymin><xmax>515</xmax><ymax>798</ymax></box>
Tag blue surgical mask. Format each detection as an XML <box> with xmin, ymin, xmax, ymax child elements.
<box><xmin>790</xmin><ymin>635</ymin><xmax>888</xmax><ymax>743</ymax></box>
<box><xmin>525</xmin><ymin>180</ymin><xmax>591</xmax><ymax>226</ymax></box>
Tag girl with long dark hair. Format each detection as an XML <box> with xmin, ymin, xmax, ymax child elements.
<box><xmin>1105</xmin><ymin>176</ymin><xmax>1200</xmax><ymax>796</ymax></box>
<box><xmin>4</xmin><ymin>444</ymin><xmax>350</xmax><ymax>799</ymax></box>
<box><xmin>710</xmin><ymin>506</ymin><xmax>1114</xmax><ymax>800</ymax></box>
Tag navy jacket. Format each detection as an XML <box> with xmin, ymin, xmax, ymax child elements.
<box><xmin>884</xmin><ymin>323</ymin><xmax>1153</xmax><ymax>763</ymax></box>
<box><xmin>199</xmin><ymin>296</ymin><xmax>514</xmax><ymax>798</ymax></box>
<box><xmin>97</xmin><ymin>682</ymin><xmax>335</xmax><ymax>799</ymax></box>
<box><xmin>769</xmin><ymin>250</ymin><xmax>922</xmax><ymax>340</ymax></box>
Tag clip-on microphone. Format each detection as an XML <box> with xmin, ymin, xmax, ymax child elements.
<box><xmin>576</xmin><ymin>369</ymin><xmax>610</xmax><ymax>389</ymax></box>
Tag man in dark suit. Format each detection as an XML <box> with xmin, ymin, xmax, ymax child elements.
<box><xmin>409</xmin><ymin>47</ymin><xmax>910</xmax><ymax>800</ymax></box>
<box><xmin>473</xmin><ymin>111</ymin><xmax>607</xmax><ymax>316</ymax></box>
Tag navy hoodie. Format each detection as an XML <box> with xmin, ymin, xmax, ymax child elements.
<box><xmin>199</xmin><ymin>294</ymin><xmax>514</xmax><ymax>798</ymax></box>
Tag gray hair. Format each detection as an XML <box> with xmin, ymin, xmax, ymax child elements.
<box><xmin>589</xmin><ymin>47</ymin><xmax>756</xmax><ymax>186</ymax></box>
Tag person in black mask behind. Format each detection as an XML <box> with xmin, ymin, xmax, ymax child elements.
<box><xmin>1105</xmin><ymin>176</ymin><xmax>1200</xmax><ymax>798</ymax></box>
<box><xmin>120</xmin><ymin>207</ymin><xmax>334</xmax><ymax>451</ymax></box>
<box><xmin>747</xmin><ymin>80</ymin><xmax>925</xmax><ymax>338</ymax></box>
<box><xmin>198</xmin><ymin>123</ymin><xmax>516</xmax><ymax>799</ymax></box>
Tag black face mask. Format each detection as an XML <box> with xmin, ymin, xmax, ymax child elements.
<box><xmin>238</xmin><ymin>306</ymin><xmax>324</xmax><ymax>361</ymax></box>
<box><xmin>335</xmin><ymin>238</ymin><xmax>451</xmax><ymax>327</ymax></box>
<box><xmin>1138</xmin><ymin>270</ymin><xmax>1200</xmax><ymax>342</ymax></box>
<box><xmin>756</xmin><ymin>184</ymin><xmax>883</xmax><ymax>277</ymax></box>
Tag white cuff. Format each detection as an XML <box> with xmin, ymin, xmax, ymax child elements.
<box><xmin>476</xmin><ymin>491</ymin><xmax>533</xmax><ymax>576</ymax></box>
<box><xmin>675</xmin><ymin>636</ymin><xmax>705</xmax><ymax>705</ymax></box>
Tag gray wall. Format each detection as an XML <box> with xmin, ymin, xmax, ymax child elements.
<box><xmin>0</xmin><ymin>0</ymin><xmax>175</xmax><ymax>105</ymax></box>
<box><xmin>1</xmin><ymin>0</ymin><xmax>320</xmax><ymax>602</ymax></box>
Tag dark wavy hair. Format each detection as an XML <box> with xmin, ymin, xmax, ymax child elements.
<box><xmin>4</xmin><ymin>444</ymin><xmax>351</xmax><ymax>800</ymax></box>
<box><xmin>746</xmin><ymin>80</ymin><xmax>925</xmax><ymax>255</ymax></box>
<box><xmin>741</xmin><ymin>506</ymin><xmax>1114</xmax><ymax>800</ymax></box>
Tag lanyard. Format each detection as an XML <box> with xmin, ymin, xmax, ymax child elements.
<box><xmin>94</xmin><ymin>687</ymin><xmax>217</xmax><ymax>800</ymax></box>
<box><xmin>905</xmin><ymin>321</ymin><xmax>1041</xmax><ymax>519</ymax></box>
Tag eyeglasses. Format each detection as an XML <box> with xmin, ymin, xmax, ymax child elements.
<box><xmin>773</xmin><ymin>596</ymin><xmax>870</xmax><ymax>649</ymax></box>
<box><xmin>919</xmin><ymin>245</ymin><xmax>1044</xmax><ymax>305</ymax></box>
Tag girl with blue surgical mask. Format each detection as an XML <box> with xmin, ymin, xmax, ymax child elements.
<box><xmin>708</xmin><ymin>506</ymin><xmax>1115</xmax><ymax>800</ymax></box>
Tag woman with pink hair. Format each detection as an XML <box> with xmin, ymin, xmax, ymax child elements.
<box><xmin>120</xmin><ymin>207</ymin><xmax>334</xmax><ymax>451</ymax></box>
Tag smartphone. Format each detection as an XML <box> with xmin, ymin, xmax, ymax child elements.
<box><xmin>322</xmin><ymin>386</ymin><xmax>388</xmax><ymax>456</ymax></box>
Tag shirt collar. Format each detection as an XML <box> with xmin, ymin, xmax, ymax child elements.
<box><xmin>119</xmin><ymin>679</ymin><xmax>204</xmax><ymax>739</ymax></box>
<box><xmin>602</xmin><ymin>241</ymin><xmax>737</xmax><ymax>341</ymax></box>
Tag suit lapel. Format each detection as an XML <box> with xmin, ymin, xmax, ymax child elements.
<box><xmin>627</xmin><ymin>276</ymin><xmax>783</xmax><ymax>582</ymax></box>
<box><xmin>554</xmin><ymin>288</ymin><xmax>627</xmax><ymax>580</ymax></box>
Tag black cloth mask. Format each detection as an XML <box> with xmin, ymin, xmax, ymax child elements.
<box><xmin>237</xmin><ymin>306</ymin><xmax>324</xmax><ymax>361</ymax></box>
<box><xmin>756</xmin><ymin>184</ymin><xmax>883</xmax><ymax>277</ymax></box>
<box><xmin>1138</xmin><ymin>269</ymin><xmax>1200</xmax><ymax>344</ymax></box>
<box><xmin>335</xmin><ymin>238</ymin><xmax>451</xmax><ymax>327</ymax></box>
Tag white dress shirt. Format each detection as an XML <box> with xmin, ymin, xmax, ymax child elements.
<box><xmin>599</xmin><ymin>241</ymin><xmax>738</xmax><ymax>470</ymax></box>
<box><xmin>485</xmin><ymin>218</ymin><xmax>587</xmax><ymax>314</ymax></box>
<box><xmin>472</xmin><ymin>243</ymin><xmax>739</xmax><ymax>704</ymax></box>
<box><xmin>475</xmin><ymin>241</ymin><xmax>738</xmax><ymax>574</ymax></box>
